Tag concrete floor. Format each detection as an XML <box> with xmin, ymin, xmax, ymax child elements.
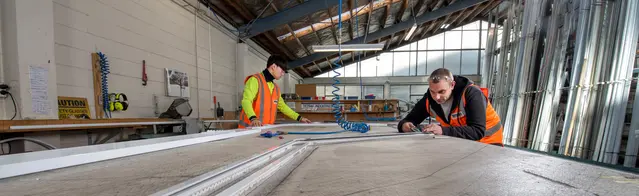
<box><xmin>268</xmin><ymin>137</ymin><xmax>639</xmax><ymax>196</ymax></box>
<box><xmin>0</xmin><ymin>125</ymin><xmax>395</xmax><ymax>196</ymax></box>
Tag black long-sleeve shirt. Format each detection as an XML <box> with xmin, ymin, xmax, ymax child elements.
<box><xmin>397</xmin><ymin>76</ymin><xmax>487</xmax><ymax>141</ymax></box>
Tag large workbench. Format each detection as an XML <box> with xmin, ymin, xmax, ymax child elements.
<box><xmin>0</xmin><ymin>124</ymin><xmax>637</xmax><ymax>196</ymax></box>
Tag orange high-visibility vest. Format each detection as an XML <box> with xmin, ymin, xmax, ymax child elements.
<box><xmin>425</xmin><ymin>85</ymin><xmax>504</xmax><ymax>146</ymax></box>
<box><xmin>238</xmin><ymin>73</ymin><xmax>280</xmax><ymax>128</ymax></box>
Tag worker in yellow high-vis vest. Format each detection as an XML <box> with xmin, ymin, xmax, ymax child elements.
<box><xmin>238</xmin><ymin>55</ymin><xmax>312</xmax><ymax>128</ymax></box>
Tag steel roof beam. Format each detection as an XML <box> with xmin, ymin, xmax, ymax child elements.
<box><xmin>238</xmin><ymin>0</ymin><xmax>342</xmax><ymax>38</ymax></box>
<box><xmin>288</xmin><ymin>0</ymin><xmax>488</xmax><ymax>70</ymax></box>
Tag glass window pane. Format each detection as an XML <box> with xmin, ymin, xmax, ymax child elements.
<box><xmin>344</xmin><ymin>63</ymin><xmax>358</xmax><ymax>77</ymax></box>
<box><xmin>445</xmin><ymin>31</ymin><xmax>462</xmax><ymax>49</ymax></box>
<box><xmin>316</xmin><ymin>72</ymin><xmax>329</xmax><ymax>78</ymax></box>
<box><xmin>462</xmin><ymin>30</ymin><xmax>480</xmax><ymax>49</ymax></box>
<box><xmin>326</xmin><ymin>85</ymin><xmax>345</xmax><ymax>98</ymax></box>
<box><xmin>344</xmin><ymin>86</ymin><xmax>361</xmax><ymax>98</ymax></box>
<box><xmin>417</xmin><ymin>52</ymin><xmax>427</xmax><ymax>75</ymax></box>
<box><xmin>480</xmin><ymin>50</ymin><xmax>486</xmax><ymax>75</ymax></box>
<box><xmin>481</xmin><ymin>20</ymin><xmax>489</xmax><ymax>30</ymax></box>
<box><xmin>360</xmin><ymin>58</ymin><xmax>378</xmax><ymax>77</ymax></box>
<box><xmin>409</xmin><ymin>51</ymin><xmax>418</xmax><ymax>76</ymax></box>
<box><xmin>461</xmin><ymin>51</ymin><xmax>479</xmax><ymax>75</ymax></box>
<box><xmin>481</xmin><ymin>30</ymin><xmax>488</xmax><ymax>48</ymax></box>
<box><xmin>428</xmin><ymin>34</ymin><xmax>444</xmax><ymax>50</ymax></box>
<box><xmin>444</xmin><ymin>51</ymin><xmax>461</xmax><ymax>75</ymax></box>
<box><xmin>393</xmin><ymin>52</ymin><xmax>410</xmax><ymax>76</ymax></box>
<box><xmin>378</xmin><ymin>53</ymin><xmax>393</xmax><ymax>76</ymax></box>
<box><xmin>427</xmin><ymin>51</ymin><xmax>444</xmax><ymax>74</ymax></box>
<box><xmin>411</xmin><ymin>85</ymin><xmax>429</xmax><ymax>95</ymax></box>
<box><xmin>410</xmin><ymin>95</ymin><xmax>424</xmax><ymax>103</ymax></box>
<box><xmin>364</xmin><ymin>86</ymin><xmax>384</xmax><ymax>99</ymax></box>
<box><xmin>316</xmin><ymin>86</ymin><xmax>325</xmax><ymax>97</ymax></box>
<box><xmin>418</xmin><ymin>39</ymin><xmax>427</xmax><ymax>50</ymax></box>
<box><xmin>462</xmin><ymin>21</ymin><xmax>481</xmax><ymax>30</ymax></box>
<box><xmin>394</xmin><ymin>44</ymin><xmax>411</xmax><ymax>51</ymax></box>
<box><xmin>390</xmin><ymin>85</ymin><xmax>410</xmax><ymax>102</ymax></box>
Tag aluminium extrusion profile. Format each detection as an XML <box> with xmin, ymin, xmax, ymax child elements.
<box><xmin>153</xmin><ymin>133</ymin><xmax>437</xmax><ymax>196</ymax></box>
<box><xmin>216</xmin><ymin>142</ymin><xmax>316</xmax><ymax>196</ymax></box>
<box><xmin>151</xmin><ymin>139</ymin><xmax>303</xmax><ymax>196</ymax></box>
<box><xmin>0</xmin><ymin>130</ymin><xmax>260</xmax><ymax>179</ymax></box>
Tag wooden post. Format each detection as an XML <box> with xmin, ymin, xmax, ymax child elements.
<box><xmin>92</xmin><ymin>53</ymin><xmax>104</xmax><ymax>119</ymax></box>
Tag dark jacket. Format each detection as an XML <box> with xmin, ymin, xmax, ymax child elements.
<box><xmin>397</xmin><ymin>76</ymin><xmax>487</xmax><ymax>140</ymax></box>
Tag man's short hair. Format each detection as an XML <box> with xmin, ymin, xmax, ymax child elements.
<box><xmin>429</xmin><ymin>68</ymin><xmax>453</xmax><ymax>84</ymax></box>
<box><xmin>267</xmin><ymin>55</ymin><xmax>288</xmax><ymax>73</ymax></box>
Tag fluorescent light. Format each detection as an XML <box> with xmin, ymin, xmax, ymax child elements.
<box><xmin>403</xmin><ymin>24</ymin><xmax>417</xmax><ymax>41</ymax></box>
<box><xmin>311</xmin><ymin>44</ymin><xmax>385</xmax><ymax>52</ymax></box>
<box><xmin>441</xmin><ymin>23</ymin><xmax>451</xmax><ymax>29</ymax></box>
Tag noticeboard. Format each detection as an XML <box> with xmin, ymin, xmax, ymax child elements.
<box><xmin>58</xmin><ymin>96</ymin><xmax>91</xmax><ymax>119</ymax></box>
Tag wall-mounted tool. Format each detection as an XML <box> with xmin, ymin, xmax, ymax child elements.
<box><xmin>216</xmin><ymin>102</ymin><xmax>224</xmax><ymax>119</ymax></box>
<box><xmin>142</xmin><ymin>60</ymin><xmax>148</xmax><ymax>86</ymax></box>
<box><xmin>108</xmin><ymin>93</ymin><xmax>129</xmax><ymax>111</ymax></box>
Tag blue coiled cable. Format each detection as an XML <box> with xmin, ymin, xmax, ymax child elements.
<box><xmin>331</xmin><ymin>0</ymin><xmax>370</xmax><ymax>133</ymax></box>
<box><xmin>97</xmin><ymin>52</ymin><xmax>111</xmax><ymax>118</ymax></box>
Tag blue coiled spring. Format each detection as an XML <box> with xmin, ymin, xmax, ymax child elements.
<box><xmin>331</xmin><ymin>65</ymin><xmax>369</xmax><ymax>133</ymax></box>
<box><xmin>97</xmin><ymin>52</ymin><xmax>111</xmax><ymax>118</ymax></box>
<box><xmin>331</xmin><ymin>0</ymin><xmax>369</xmax><ymax>133</ymax></box>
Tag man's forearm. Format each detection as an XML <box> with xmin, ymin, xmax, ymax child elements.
<box><xmin>241</xmin><ymin>99</ymin><xmax>257</xmax><ymax>119</ymax></box>
<box><xmin>278</xmin><ymin>98</ymin><xmax>301</xmax><ymax>120</ymax></box>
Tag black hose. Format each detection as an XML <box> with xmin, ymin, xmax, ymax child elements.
<box><xmin>7</xmin><ymin>92</ymin><xmax>17</xmax><ymax>120</ymax></box>
<box><xmin>0</xmin><ymin>137</ymin><xmax>57</xmax><ymax>150</ymax></box>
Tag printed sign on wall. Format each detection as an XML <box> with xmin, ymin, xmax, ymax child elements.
<box><xmin>58</xmin><ymin>96</ymin><xmax>91</xmax><ymax>119</ymax></box>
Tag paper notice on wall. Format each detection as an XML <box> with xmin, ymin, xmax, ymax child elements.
<box><xmin>29</xmin><ymin>65</ymin><xmax>50</xmax><ymax>115</ymax></box>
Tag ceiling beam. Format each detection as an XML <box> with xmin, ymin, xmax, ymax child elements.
<box><xmin>374</xmin><ymin>2</ymin><xmax>392</xmax><ymax>45</ymax></box>
<box><xmin>395</xmin><ymin>0</ymin><xmax>429</xmax><ymax>45</ymax></box>
<box><xmin>310</xmin><ymin>19</ymin><xmax>475</xmax><ymax>77</ymax></box>
<box><xmin>393</xmin><ymin>0</ymin><xmax>415</xmax><ymax>48</ymax></box>
<box><xmin>268</xmin><ymin>2</ymin><xmax>318</xmax><ymax>77</ymax></box>
<box><xmin>455</xmin><ymin>1</ymin><xmax>491</xmax><ymax>26</ymax></box>
<box><xmin>348</xmin><ymin>0</ymin><xmax>355</xmax><ymax>40</ymax></box>
<box><xmin>221</xmin><ymin>0</ymin><xmax>297</xmax><ymax>60</ymax></box>
<box><xmin>288</xmin><ymin>0</ymin><xmax>490</xmax><ymax>70</ymax></box>
<box><xmin>237</xmin><ymin>0</ymin><xmax>342</xmax><ymax>38</ymax></box>
<box><xmin>384</xmin><ymin>0</ymin><xmax>409</xmax><ymax>50</ymax></box>
<box><xmin>279</xmin><ymin>0</ymin><xmax>402</xmax><ymax>43</ymax></box>
<box><xmin>363</xmin><ymin>0</ymin><xmax>375</xmax><ymax>58</ymax></box>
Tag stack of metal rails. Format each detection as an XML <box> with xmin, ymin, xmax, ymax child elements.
<box><xmin>1</xmin><ymin>123</ymin><xmax>638</xmax><ymax>196</ymax></box>
<box><xmin>482</xmin><ymin>0</ymin><xmax>639</xmax><ymax>167</ymax></box>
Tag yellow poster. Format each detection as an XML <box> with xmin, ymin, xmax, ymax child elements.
<box><xmin>58</xmin><ymin>96</ymin><xmax>91</xmax><ymax>119</ymax></box>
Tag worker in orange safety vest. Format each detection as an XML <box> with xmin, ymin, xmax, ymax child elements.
<box><xmin>398</xmin><ymin>68</ymin><xmax>504</xmax><ymax>146</ymax></box>
<box><xmin>238</xmin><ymin>55</ymin><xmax>311</xmax><ymax>128</ymax></box>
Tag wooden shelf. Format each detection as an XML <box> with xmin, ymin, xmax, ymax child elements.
<box><xmin>0</xmin><ymin>118</ymin><xmax>183</xmax><ymax>133</ymax></box>
<box><xmin>285</xmin><ymin>99</ymin><xmax>398</xmax><ymax>103</ymax></box>
<box><xmin>281</xmin><ymin>111</ymin><xmax>396</xmax><ymax>114</ymax></box>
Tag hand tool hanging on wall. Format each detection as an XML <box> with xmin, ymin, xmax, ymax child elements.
<box><xmin>142</xmin><ymin>60</ymin><xmax>148</xmax><ymax>86</ymax></box>
<box><xmin>97</xmin><ymin>52</ymin><xmax>111</xmax><ymax>118</ymax></box>
<box><xmin>108</xmin><ymin>93</ymin><xmax>129</xmax><ymax>111</ymax></box>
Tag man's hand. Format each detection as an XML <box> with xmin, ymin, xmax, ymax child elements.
<box><xmin>423</xmin><ymin>124</ymin><xmax>443</xmax><ymax>135</ymax></box>
<box><xmin>251</xmin><ymin>119</ymin><xmax>263</xmax><ymax>127</ymax></box>
<box><xmin>401</xmin><ymin>122</ymin><xmax>416</xmax><ymax>132</ymax></box>
<box><xmin>299</xmin><ymin>117</ymin><xmax>311</xmax><ymax>123</ymax></box>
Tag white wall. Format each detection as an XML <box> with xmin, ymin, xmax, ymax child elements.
<box><xmin>49</xmin><ymin>0</ymin><xmax>248</xmax><ymax>118</ymax></box>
